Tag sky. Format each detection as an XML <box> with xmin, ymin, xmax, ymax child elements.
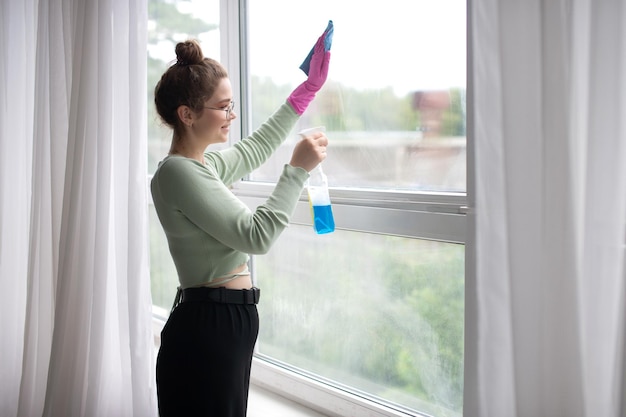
<box><xmin>154</xmin><ymin>0</ymin><xmax>466</xmax><ymax>96</ymax></box>
<box><xmin>248</xmin><ymin>0</ymin><xmax>466</xmax><ymax>95</ymax></box>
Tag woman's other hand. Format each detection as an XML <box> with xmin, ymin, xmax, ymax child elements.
<box><xmin>289</xmin><ymin>131</ymin><xmax>328</xmax><ymax>172</ymax></box>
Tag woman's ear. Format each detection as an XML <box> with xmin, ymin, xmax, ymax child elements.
<box><xmin>176</xmin><ymin>105</ymin><xmax>194</xmax><ymax>128</ymax></box>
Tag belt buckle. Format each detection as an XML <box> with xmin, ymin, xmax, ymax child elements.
<box><xmin>251</xmin><ymin>287</ymin><xmax>260</xmax><ymax>304</ymax></box>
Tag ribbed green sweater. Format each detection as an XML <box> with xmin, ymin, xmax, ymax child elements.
<box><xmin>151</xmin><ymin>102</ymin><xmax>308</xmax><ymax>289</ymax></box>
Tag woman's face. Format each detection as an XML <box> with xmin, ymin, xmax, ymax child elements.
<box><xmin>195</xmin><ymin>77</ymin><xmax>236</xmax><ymax>144</ymax></box>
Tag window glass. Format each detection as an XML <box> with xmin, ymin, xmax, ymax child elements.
<box><xmin>248</xmin><ymin>2</ymin><xmax>467</xmax><ymax>415</ymax></box>
<box><xmin>255</xmin><ymin>225</ymin><xmax>465</xmax><ymax>416</ymax></box>
<box><xmin>149</xmin><ymin>205</ymin><xmax>177</xmax><ymax>313</ymax></box>
<box><xmin>147</xmin><ymin>0</ymin><xmax>220</xmax><ymax>175</ymax></box>
<box><xmin>247</xmin><ymin>0</ymin><xmax>467</xmax><ymax>192</ymax></box>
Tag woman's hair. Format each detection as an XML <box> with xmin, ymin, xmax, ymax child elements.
<box><xmin>154</xmin><ymin>39</ymin><xmax>228</xmax><ymax>132</ymax></box>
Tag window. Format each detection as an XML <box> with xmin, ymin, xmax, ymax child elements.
<box><xmin>148</xmin><ymin>1</ymin><xmax>467</xmax><ymax>416</ymax></box>
<box><xmin>245</xmin><ymin>0</ymin><xmax>466</xmax><ymax>193</ymax></box>
<box><xmin>242</xmin><ymin>1</ymin><xmax>467</xmax><ymax>416</ymax></box>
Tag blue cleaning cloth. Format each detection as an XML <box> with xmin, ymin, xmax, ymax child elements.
<box><xmin>299</xmin><ymin>20</ymin><xmax>334</xmax><ymax>76</ymax></box>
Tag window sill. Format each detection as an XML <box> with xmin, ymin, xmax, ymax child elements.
<box><xmin>250</xmin><ymin>358</ymin><xmax>418</xmax><ymax>417</ymax></box>
<box><xmin>249</xmin><ymin>383</ymin><xmax>327</xmax><ymax>417</ymax></box>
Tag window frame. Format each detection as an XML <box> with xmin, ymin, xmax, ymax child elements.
<box><xmin>236</xmin><ymin>183</ymin><xmax>467</xmax><ymax>243</ymax></box>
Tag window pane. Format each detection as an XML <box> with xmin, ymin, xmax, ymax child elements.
<box><xmin>149</xmin><ymin>205</ymin><xmax>178</xmax><ymax>312</ymax></box>
<box><xmin>256</xmin><ymin>225</ymin><xmax>465</xmax><ymax>416</ymax></box>
<box><xmin>147</xmin><ymin>0</ymin><xmax>220</xmax><ymax>174</ymax></box>
<box><xmin>247</xmin><ymin>0</ymin><xmax>466</xmax><ymax>192</ymax></box>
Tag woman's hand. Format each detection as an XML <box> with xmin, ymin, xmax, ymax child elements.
<box><xmin>289</xmin><ymin>131</ymin><xmax>328</xmax><ymax>172</ymax></box>
<box><xmin>287</xmin><ymin>25</ymin><xmax>332</xmax><ymax>115</ymax></box>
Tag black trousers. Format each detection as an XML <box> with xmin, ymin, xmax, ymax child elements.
<box><xmin>156</xmin><ymin>294</ymin><xmax>259</xmax><ymax>417</ymax></box>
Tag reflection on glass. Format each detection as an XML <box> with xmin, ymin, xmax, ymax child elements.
<box><xmin>256</xmin><ymin>226</ymin><xmax>465</xmax><ymax>417</ymax></box>
<box><xmin>248</xmin><ymin>0</ymin><xmax>467</xmax><ymax>192</ymax></box>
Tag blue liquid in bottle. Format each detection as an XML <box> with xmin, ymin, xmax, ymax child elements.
<box><xmin>306</xmin><ymin>160</ymin><xmax>335</xmax><ymax>235</ymax></box>
<box><xmin>312</xmin><ymin>204</ymin><xmax>335</xmax><ymax>234</ymax></box>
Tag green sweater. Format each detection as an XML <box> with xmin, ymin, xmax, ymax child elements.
<box><xmin>151</xmin><ymin>102</ymin><xmax>308</xmax><ymax>289</ymax></box>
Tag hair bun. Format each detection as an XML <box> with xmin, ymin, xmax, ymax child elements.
<box><xmin>175</xmin><ymin>39</ymin><xmax>204</xmax><ymax>66</ymax></box>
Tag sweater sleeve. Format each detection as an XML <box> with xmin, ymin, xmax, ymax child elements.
<box><xmin>154</xmin><ymin>157</ymin><xmax>309</xmax><ymax>255</ymax></box>
<box><xmin>206</xmin><ymin>101</ymin><xmax>300</xmax><ymax>186</ymax></box>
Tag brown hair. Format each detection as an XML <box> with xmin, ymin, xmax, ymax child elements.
<box><xmin>154</xmin><ymin>39</ymin><xmax>228</xmax><ymax>133</ymax></box>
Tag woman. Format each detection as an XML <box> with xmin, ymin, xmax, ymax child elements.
<box><xmin>151</xmin><ymin>26</ymin><xmax>331</xmax><ymax>417</ymax></box>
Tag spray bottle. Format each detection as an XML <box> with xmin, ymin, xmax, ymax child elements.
<box><xmin>299</xmin><ymin>127</ymin><xmax>335</xmax><ymax>234</ymax></box>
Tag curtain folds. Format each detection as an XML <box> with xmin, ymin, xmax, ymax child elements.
<box><xmin>0</xmin><ymin>0</ymin><xmax>156</xmax><ymax>416</ymax></box>
<box><xmin>470</xmin><ymin>1</ymin><xmax>626</xmax><ymax>416</ymax></box>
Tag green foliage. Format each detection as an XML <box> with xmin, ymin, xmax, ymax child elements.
<box><xmin>148</xmin><ymin>0</ymin><xmax>217</xmax><ymax>44</ymax></box>
<box><xmin>256</xmin><ymin>231</ymin><xmax>464</xmax><ymax>417</ymax></box>
<box><xmin>326</xmin><ymin>86</ymin><xmax>419</xmax><ymax>132</ymax></box>
<box><xmin>248</xmin><ymin>78</ymin><xmax>460</xmax><ymax>135</ymax></box>
<box><xmin>249</xmin><ymin>76</ymin><xmax>293</xmax><ymax>129</ymax></box>
<box><xmin>147</xmin><ymin>0</ymin><xmax>219</xmax><ymax>171</ymax></box>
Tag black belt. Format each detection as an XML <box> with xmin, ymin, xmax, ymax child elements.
<box><xmin>180</xmin><ymin>286</ymin><xmax>261</xmax><ymax>305</ymax></box>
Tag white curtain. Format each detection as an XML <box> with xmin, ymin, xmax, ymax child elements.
<box><xmin>469</xmin><ymin>1</ymin><xmax>626</xmax><ymax>416</ymax></box>
<box><xmin>0</xmin><ymin>0</ymin><xmax>157</xmax><ymax>416</ymax></box>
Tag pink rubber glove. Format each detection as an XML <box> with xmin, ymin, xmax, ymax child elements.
<box><xmin>287</xmin><ymin>32</ymin><xmax>331</xmax><ymax>115</ymax></box>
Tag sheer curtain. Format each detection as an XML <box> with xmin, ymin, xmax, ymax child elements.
<box><xmin>468</xmin><ymin>1</ymin><xmax>626</xmax><ymax>416</ymax></box>
<box><xmin>0</xmin><ymin>1</ymin><xmax>157</xmax><ymax>416</ymax></box>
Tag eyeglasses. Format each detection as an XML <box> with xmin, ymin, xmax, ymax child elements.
<box><xmin>203</xmin><ymin>101</ymin><xmax>235</xmax><ymax>119</ymax></box>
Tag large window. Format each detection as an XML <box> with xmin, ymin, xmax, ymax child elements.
<box><xmin>148</xmin><ymin>1</ymin><xmax>467</xmax><ymax>416</ymax></box>
<box><xmin>244</xmin><ymin>1</ymin><xmax>466</xmax><ymax>416</ymax></box>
